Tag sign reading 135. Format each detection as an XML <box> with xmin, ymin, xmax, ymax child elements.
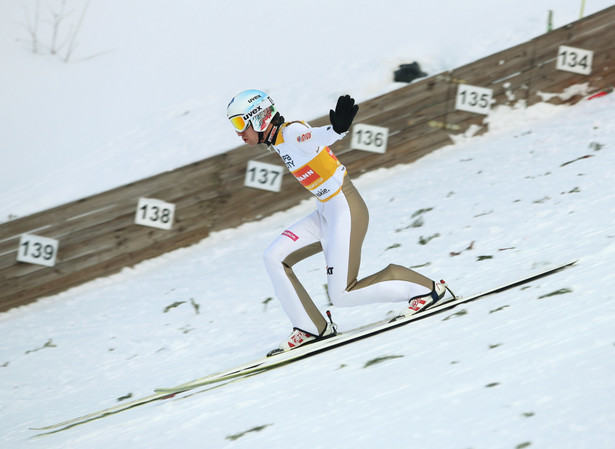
<box><xmin>455</xmin><ymin>84</ymin><xmax>493</xmax><ymax>115</ymax></box>
<box><xmin>17</xmin><ymin>234</ymin><xmax>59</xmax><ymax>267</ymax></box>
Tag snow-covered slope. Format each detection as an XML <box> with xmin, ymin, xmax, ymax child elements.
<box><xmin>1</xmin><ymin>1</ymin><xmax>614</xmax><ymax>448</ymax></box>
<box><xmin>1</xmin><ymin>92</ymin><xmax>614</xmax><ymax>449</ymax></box>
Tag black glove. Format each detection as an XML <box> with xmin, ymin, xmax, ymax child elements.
<box><xmin>329</xmin><ymin>95</ymin><xmax>359</xmax><ymax>134</ymax></box>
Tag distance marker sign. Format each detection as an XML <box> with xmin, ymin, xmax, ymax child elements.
<box><xmin>135</xmin><ymin>198</ymin><xmax>175</xmax><ymax>230</ymax></box>
<box><xmin>17</xmin><ymin>234</ymin><xmax>59</xmax><ymax>267</ymax></box>
<box><xmin>455</xmin><ymin>84</ymin><xmax>493</xmax><ymax>115</ymax></box>
<box><xmin>244</xmin><ymin>160</ymin><xmax>283</xmax><ymax>192</ymax></box>
<box><xmin>351</xmin><ymin>124</ymin><xmax>389</xmax><ymax>154</ymax></box>
<box><xmin>556</xmin><ymin>45</ymin><xmax>593</xmax><ymax>75</ymax></box>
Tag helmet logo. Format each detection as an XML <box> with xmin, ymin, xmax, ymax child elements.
<box><xmin>247</xmin><ymin>95</ymin><xmax>262</xmax><ymax>103</ymax></box>
<box><xmin>256</xmin><ymin>107</ymin><xmax>272</xmax><ymax>131</ymax></box>
<box><xmin>243</xmin><ymin>105</ymin><xmax>263</xmax><ymax>120</ymax></box>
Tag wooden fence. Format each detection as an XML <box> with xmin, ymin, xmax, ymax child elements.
<box><xmin>1</xmin><ymin>6</ymin><xmax>614</xmax><ymax>312</ymax></box>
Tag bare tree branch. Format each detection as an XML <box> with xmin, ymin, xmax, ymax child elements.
<box><xmin>19</xmin><ymin>0</ymin><xmax>41</xmax><ymax>53</ymax></box>
<box><xmin>64</xmin><ymin>0</ymin><xmax>91</xmax><ymax>62</ymax></box>
<box><xmin>17</xmin><ymin>0</ymin><xmax>106</xmax><ymax>63</ymax></box>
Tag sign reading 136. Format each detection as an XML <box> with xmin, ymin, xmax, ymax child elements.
<box><xmin>351</xmin><ymin>124</ymin><xmax>389</xmax><ymax>154</ymax></box>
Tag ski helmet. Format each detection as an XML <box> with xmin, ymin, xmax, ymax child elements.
<box><xmin>227</xmin><ymin>89</ymin><xmax>277</xmax><ymax>133</ymax></box>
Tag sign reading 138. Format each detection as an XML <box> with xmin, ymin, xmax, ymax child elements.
<box><xmin>135</xmin><ymin>198</ymin><xmax>175</xmax><ymax>230</ymax></box>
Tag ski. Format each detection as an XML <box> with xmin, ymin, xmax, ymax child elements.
<box><xmin>154</xmin><ymin>258</ymin><xmax>578</xmax><ymax>394</ymax></box>
<box><xmin>31</xmin><ymin>259</ymin><xmax>576</xmax><ymax>432</ymax></box>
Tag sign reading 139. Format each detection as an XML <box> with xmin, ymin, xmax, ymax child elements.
<box><xmin>17</xmin><ymin>234</ymin><xmax>59</xmax><ymax>267</ymax></box>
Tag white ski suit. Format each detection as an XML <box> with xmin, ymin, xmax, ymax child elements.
<box><xmin>263</xmin><ymin>121</ymin><xmax>435</xmax><ymax>336</ymax></box>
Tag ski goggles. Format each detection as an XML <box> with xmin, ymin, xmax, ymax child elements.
<box><xmin>228</xmin><ymin>97</ymin><xmax>275</xmax><ymax>133</ymax></box>
<box><xmin>228</xmin><ymin>114</ymin><xmax>251</xmax><ymax>133</ymax></box>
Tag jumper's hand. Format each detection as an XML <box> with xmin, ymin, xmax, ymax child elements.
<box><xmin>329</xmin><ymin>95</ymin><xmax>359</xmax><ymax>134</ymax></box>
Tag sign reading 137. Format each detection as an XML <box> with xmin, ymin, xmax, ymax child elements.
<box><xmin>244</xmin><ymin>160</ymin><xmax>283</xmax><ymax>192</ymax></box>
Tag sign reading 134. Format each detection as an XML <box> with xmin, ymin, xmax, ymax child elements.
<box><xmin>244</xmin><ymin>160</ymin><xmax>283</xmax><ymax>192</ymax></box>
<box><xmin>556</xmin><ymin>45</ymin><xmax>593</xmax><ymax>75</ymax></box>
<box><xmin>135</xmin><ymin>198</ymin><xmax>175</xmax><ymax>230</ymax></box>
<box><xmin>17</xmin><ymin>234</ymin><xmax>59</xmax><ymax>267</ymax></box>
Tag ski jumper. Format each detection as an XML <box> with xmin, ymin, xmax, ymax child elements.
<box><xmin>263</xmin><ymin>121</ymin><xmax>435</xmax><ymax>336</ymax></box>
